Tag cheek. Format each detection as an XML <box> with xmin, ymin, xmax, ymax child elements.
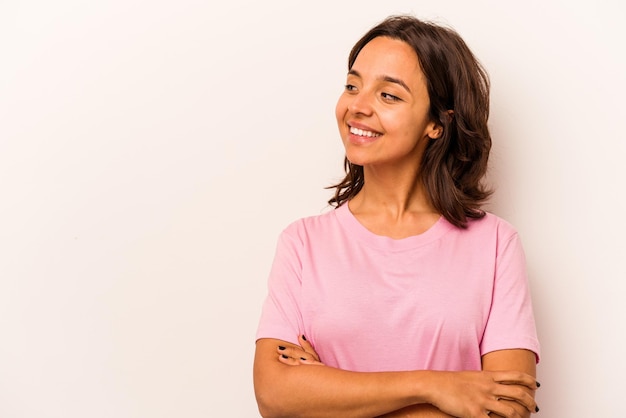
<box><xmin>335</xmin><ymin>95</ymin><xmax>348</xmax><ymax>125</ymax></box>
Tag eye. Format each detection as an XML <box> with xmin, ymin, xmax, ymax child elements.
<box><xmin>381</xmin><ymin>92</ymin><xmax>401</xmax><ymax>102</ymax></box>
<box><xmin>344</xmin><ymin>84</ymin><xmax>357</xmax><ymax>92</ymax></box>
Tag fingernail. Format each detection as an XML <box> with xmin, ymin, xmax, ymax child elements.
<box><xmin>281</xmin><ymin>354</ymin><xmax>289</xmax><ymax>359</ymax></box>
<box><xmin>301</xmin><ymin>335</ymin><xmax>307</xmax><ymax>341</ymax></box>
<box><xmin>536</xmin><ymin>381</ymin><xmax>541</xmax><ymax>388</ymax></box>
<box><xmin>278</xmin><ymin>346</ymin><xmax>286</xmax><ymax>350</ymax></box>
<box><xmin>535</xmin><ymin>406</ymin><xmax>540</xmax><ymax>412</ymax></box>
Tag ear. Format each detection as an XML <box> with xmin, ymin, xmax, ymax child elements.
<box><xmin>427</xmin><ymin>110</ymin><xmax>454</xmax><ymax>139</ymax></box>
<box><xmin>427</xmin><ymin>122</ymin><xmax>444</xmax><ymax>139</ymax></box>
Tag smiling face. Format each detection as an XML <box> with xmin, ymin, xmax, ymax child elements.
<box><xmin>335</xmin><ymin>36</ymin><xmax>442</xmax><ymax>169</ymax></box>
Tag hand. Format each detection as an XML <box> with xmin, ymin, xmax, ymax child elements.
<box><xmin>276</xmin><ymin>335</ymin><xmax>325</xmax><ymax>366</ymax></box>
<box><xmin>428</xmin><ymin>370</ymin><xmax>539</xmax><ymax>418</ymax></box>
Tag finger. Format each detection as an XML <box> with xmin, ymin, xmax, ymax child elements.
<box><xmin>485</xmin><ymin>401</ymin><xmax>514</xmax><ymax>418</ymax></box>
<box><xmin>277</xmin><ymin>353</ymin><xmax>302</xmax><ymax>366</ymax></box>
<box><xmin>495</xmin><ymin>385</ymin><xmax>539</xmax><ymax>413</ymax></box>
<box><xmin>485</xmin><ymin>395</ymin><xmax>532</xmax><ymax>418</ymax></box>
<box><xmin>298</xmin><ymin>356</ymin><xmax>324</xmax><ymax>365</ymax></box>
<box><xmin>298</xmin><ymin>335</ymin><xmax>321</xmax><ymax>362</ymax></box>
<box><xmin>276</xmin><ymin>345</ymin><xmax>307</xmax><ymax>359</ymax></box>
<box><xmin>276</xmin><ymin>345</ymin><xmax>323</xmax><ymax>366</ymax></box>
<box><xmin>492</xmin><ymin>371</ymin><xmax>539</xmax><ymax>390</ymax></box>
<box><xmin>277</xmin><ymin>352</ymin><xmax>323</xmax><ymax>366</ymax></box>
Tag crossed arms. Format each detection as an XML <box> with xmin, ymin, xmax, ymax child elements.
<box><xmin>253</xmin><ymin>335</ymin><xmax>538</xmax><ymax>418</ymax></box>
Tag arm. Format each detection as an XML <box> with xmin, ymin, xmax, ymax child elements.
<box><xmin>378</xmin><ymin>350</ymin><xmax>539</xmax><ymax>418</ymax></box>
<box><xmin>481</xmin><ymin>349</ymin><xmax>538</xmax><ymax>418</ymax></box>
<box><xmin>375</xmin><ymin>351</ymin><xmax>538</xmax><ymax>418</ymax></box>
<box><xmin>376</xmin><ymin>404</ymin><xmax>454</xmax><ymax>417</ymax></box>
<box><xmin>253</xmin><ymin>337</ymin><xmax>539</xmax><ymax>418</ymax></box>
<box><xmin>478</xmin><ymin>228</ymin><xmax>540</xmax><ymax>418</ymax></box>
<box><xmin>254</xmin><ymin>338</ymin><xmax>430</xmax><ymax>418</ymax></box>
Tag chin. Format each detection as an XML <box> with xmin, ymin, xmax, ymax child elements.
<box><xmin>345</xmin><ymin>154</ymin><xmax>372</xmax><ymax>167</ymax></box>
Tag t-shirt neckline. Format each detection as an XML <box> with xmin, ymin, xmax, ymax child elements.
<box><xmin>334</xmin><ymin>202</ymin><xmax>455</xmax><ymax>252</ymax></box>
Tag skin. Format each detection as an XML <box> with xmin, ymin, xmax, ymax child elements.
<box><xmin>335</xmin><ymin>37</ymin><xmax>443</xmax><ymax>238</ymax></box>
<box><xmin>253</xmin><ymin>36</ymin><xmax>539</xmax><ymax>417</ymax></box>
<box><xmin>254</xmin><ymin>337</ymin><xmax>537</xmax><ymax>417</ymax></box>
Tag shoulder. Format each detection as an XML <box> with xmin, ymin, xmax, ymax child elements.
<box><xmin>455</xmin><ymin>212</ymin><xmax>521</xmax><ymax>248</ymax></box>
<box><xmin>279</xmin><ymin>207</ymin><xmax>339</xmax><ymax>241</ymax></box>
<box><xmin>466</xmin><ymin>212</ymin><xmax>518</xmax><ymax>236</ymax></box>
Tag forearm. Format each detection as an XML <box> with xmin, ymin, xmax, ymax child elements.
<box><xmin>254</xmin><ymin>339</ymin><xmax>432</xmax><ymax>418</ymax></box>
<box><xmin>255</xmin><ymin>363</ymin><xmax>432</xmax><ymax>418</ymax></box>
<box><xmin>254</xmin><ymin>340</ymin><xmax>539</xmax><ymax>418</ymax></box>
<box><xmin>376</xmin><ymin>404</ymin><xmax>454</xmax><ymax>417</ymax></box>
<box><xmin>481</xmin><ymin>349</ymin><xmax>538</xmax><ymax>418</ymax></box>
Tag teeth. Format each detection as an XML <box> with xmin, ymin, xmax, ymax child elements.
<box><xmin>350</xmin><ymin>126</ymin><xmax>381</xmax><ymax>137</ymax></box>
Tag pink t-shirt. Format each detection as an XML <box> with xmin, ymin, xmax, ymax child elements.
<box><xmin>256</xmin><ymin>204</ymin><xmax>540</xmax><ymax>372</ymax></box>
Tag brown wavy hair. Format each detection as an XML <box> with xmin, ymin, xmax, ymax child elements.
<box><xmin>328</xmin><ymin>15</ymin><xmax>492</xmax><ymax>228</ymax></box>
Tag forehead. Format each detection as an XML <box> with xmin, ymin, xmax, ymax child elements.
<box><xmin>351</xmin><ymin>36</ymin><xmax>424</xmax><ymax>85</ymax></box>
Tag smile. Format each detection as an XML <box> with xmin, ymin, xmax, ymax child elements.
<box><xmin>349</xmin><ymin>126</ymin><xmax>381</xmax><ymax>138</ymax></box>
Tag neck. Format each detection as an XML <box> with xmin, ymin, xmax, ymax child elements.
<box><xmin>351</xmin><ymin>164</ymin><xmax>436</xmax><ymax>218</ymax></box>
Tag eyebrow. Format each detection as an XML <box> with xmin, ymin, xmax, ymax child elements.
<box><xmin>348</xmin><ymin>69</ymin><xmax>412</xmax><ymax>94</ymax></box>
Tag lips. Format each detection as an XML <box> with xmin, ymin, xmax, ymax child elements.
<box><xmin>349</xmin><ymin>126</ymin><xmax>381</xmax><ymax>138</ymax></box>
<box><xmin>347</xmin><ymin>124</ymin><xmax>382</xmax><ymax>145</ymax></box>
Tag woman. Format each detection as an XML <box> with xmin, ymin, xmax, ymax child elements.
<box><xmin>254</xmin><ymin>15</ymin><xmax>540</xmax><ymax>418</ymax></box>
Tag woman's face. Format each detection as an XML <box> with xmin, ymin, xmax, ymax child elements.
<box><xmin>335</xmin><ymin>36</ymin><xmax>441</xmax><ymax>169</ymax></box>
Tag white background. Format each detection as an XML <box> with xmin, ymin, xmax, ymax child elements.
<box><xmin>1</xmin><ymin>0</ymin><xmax>624</xmax><ymax>416</ymax></box>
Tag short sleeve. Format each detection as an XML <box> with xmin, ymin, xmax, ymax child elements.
<box><xmin>255</xmin><ymin>225</ymin><xmax>305</xmax><ymax>346</ymax></box>
<box><xmin>480</xmin><ymin>231</ymin><xmax>541</xmax><ymax>362</ymax></box>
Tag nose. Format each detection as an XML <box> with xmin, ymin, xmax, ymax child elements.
<box><xmin>347</xmin><ymin>91</ymin><xmax>374</xmax><ymax>116</ymax></box>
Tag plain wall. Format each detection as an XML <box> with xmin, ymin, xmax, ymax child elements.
<box><xmin>1</xmin><ymin>0</ymin><xmax>624</xmax><ymax>416</ymax></box>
